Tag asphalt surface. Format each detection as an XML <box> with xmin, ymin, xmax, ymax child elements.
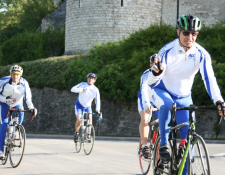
<box><xmin>0</xmin><ymin>134</ymin><xmax>224</xmax><ymax>175</ymax></box>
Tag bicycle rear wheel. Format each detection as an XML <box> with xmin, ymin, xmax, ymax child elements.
<box><xmin>138</xmin><ymin>139</ymin><xmax>151</xmax><ymax>174</ymax></box>
<box><xmin>75</xmin><ymin>127</ymin><xmax>82</xmax><ymax>153</ymax></box>
<box><xmin>83</xmin><ymin>124</ymin><xmax>95</xmax><ymax>155</ymax></box>
<box><xmin>9</xmin><ymin>125</ymin><xmax>26</xmax><ymax>168</ymax></box>
<box><xmin>188</xmin><ymin>135</ymin><xmax>210</xmax><ymax>175</ymax></box>
<box><xmin>153</xmin><ymin>136</ymin><xmax>172</xmax><ymax>175</ymax></box>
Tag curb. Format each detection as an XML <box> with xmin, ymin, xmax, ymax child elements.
<box><xmin>26</xmin><ymin>134</ymin><xmax>225</xmax><ymax>143</ymax></box>
<box><xmin>26</xmin><ymin>134</ymin><xmax>140</xmax><ymax>142</ymax></box>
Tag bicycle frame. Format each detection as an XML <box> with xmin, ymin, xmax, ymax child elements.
<box><xmin>168</xmin><ymin>103</ymin><xmax>219</xmax><ymax>175</ymax></box>
<box><xmin>2</xmin><ymin>107</ymin><xmax>34</xmax><ymax>168</ymax></box>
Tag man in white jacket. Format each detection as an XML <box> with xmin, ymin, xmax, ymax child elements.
<box><xmin>0</xmin><ymin>65</ymin><xmax>37</xmax><ymax>159</ymax></box>
<box><xmin>147</xmin><ymin>14</ymin><xmax>225</xmax><ymax>174</ymax></box>
<box><xmin>71</xmin><ymin>73</ymin><xmax>100</xmax><ymax>142</ymax></box>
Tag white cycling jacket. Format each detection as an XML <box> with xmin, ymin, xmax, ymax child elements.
<box><xmin>137</xmin><ymin>69</ymin><xmax>152</xmax><ymax>108</ymax></box>
<box><xmin>0</xmin><ymin>76</ymin><xmax>34</xmax><ymax>109</ymax></box>
<box><xmin>147</xmin><ymin>39</ymin><xmax>224</xmax><ymax>104</ymax></box>
<box><xmin>71</xmin><ymin>82</ymin><xmax>100</xmax><ymax>112</ymax></box>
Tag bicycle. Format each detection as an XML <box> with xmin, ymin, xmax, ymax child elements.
<box><xmin>138</xmin><ymin>107</ymin><xmax>160</xmax><ymax>175</ymax></box>
<box><xmin>74</xmin><ymin>110</ymin><xmax>102</xmax><ymax>155</ymax></box>
<box><xmin>1</xmin><ymin>107</ymin><xmax>35</xmax><ymax>168</ymax></box>
<box><xmin>153</xmin><ymin>103</ymin><xmax>223</xmax><ymax>175</ymax></box>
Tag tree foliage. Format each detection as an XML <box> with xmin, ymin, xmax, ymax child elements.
<box><xmin>19</xmin><ymin>0</ymin><xmax>57</xmax><ymax>32</ymax></box>
<box><xmin>0</xmin><ymin>0</ymin><xmax>57</xmax><ymax>44</ymax></box>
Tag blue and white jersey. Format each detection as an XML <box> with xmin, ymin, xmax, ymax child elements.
<box><xmin>71</xmin><ymin>82</ymin><xmax>100</xmax><ymax>112</ymax></box>
<box><xmin>0</xmin><ymin>76</ymin><xmax>34</xmax><ymax>109</ymax></box>
<box><xmin>137</xmin><ymin>69</ymin><xmax>152</xmax><ymax>109</ymax></box>
<box><xmin>147</xmin><ymin>38</ymin><xmax>223</xmax><ymax>104</ymax></box>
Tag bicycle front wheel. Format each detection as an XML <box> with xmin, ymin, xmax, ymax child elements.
<box><xmin>83</xmin><ymin>124</ymin><xmax>95</xmax><ymax>155</ymax></box>
<box><xmin>75</xmin><ymin>127</ymin><xmax>82</xmax><ymax>153</ymax></box>
<box><xmin>1</xmin><ymin>145</ymin><xmax>9</xmax><ymax>165</ymax></box>
<box><xmin>9</xmin><ymin>125</ymin><xmax>26</xmax><ymax>168</ymax></box>
<box><xmin>138</xmin><ymin>139</ymin><xmax>151</xmax><ymax>175</ymax></box>
<box><xmin>188</xmin><ymin>135</ymin><xmax>210</xmax><ymax>175</ymax></box>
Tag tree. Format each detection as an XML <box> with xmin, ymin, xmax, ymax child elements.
<box><xmin>0</xmin><ymin>0</ymin><xmax>57</xmax><ymax>44</ymax></box>
<box><xmin>19</xmin><ymin>0</ymin><xmax>57</xmax><ymax>32</ymax></box>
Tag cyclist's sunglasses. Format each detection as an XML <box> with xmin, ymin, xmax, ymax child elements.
<box><xmin>11</xmin><ymin>73</ymin><xmax>21</xmax><ymax>76</ymax></box>
<box><xmin>182</xmin><ymin>31</ymin><xmax>198</xmax><ymax>37</ymax></box>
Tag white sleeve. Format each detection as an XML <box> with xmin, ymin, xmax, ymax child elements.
<box><xmin>140</xmin><ymin>72</ymin><xmax>151</xmax><ymax>108</ymax></box>
<box><xmin>71</xmin><ymin>83</ymin><xmax>84</xmax><ymax>93</ymax></box>
<box><xmin>199</xmin><ymin>52</ymin><xmax>224</xmax><ymax>104</ymax></box>
<box><xmin>95</xmin><ymin>88</ymin><xmax>100</xmax><ymax>112</ymax></box>
<box><xmin>24</xmin><ymin>80</ymin><xmax>34</xmax><ymax>109</ymax></box>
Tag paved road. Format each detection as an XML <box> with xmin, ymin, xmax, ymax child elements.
<box><xmin>0</xmin><ymin>135</ymin><xmax>225</xmax><ymax>175</ymax></box>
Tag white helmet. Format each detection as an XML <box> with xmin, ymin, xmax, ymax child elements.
<box><xmin>9</xmin><ymin>65</ymin><xmax>23</xmax><ymax>75</ymax></box>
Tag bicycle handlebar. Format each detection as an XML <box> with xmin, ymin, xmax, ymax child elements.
<box><xmin>82</xmin><ymin>111</ymin><xmax>103</xmax><ymax>122</ymax></box>
<box><xmin>4</xmin><ymin>107</ymin><xmax>35</xmax><ymax>122</ymax></box>
<box><xmin>170</xmin><ymin>105</ymin><xmax>222</xmax><ymax>126</ymax></box>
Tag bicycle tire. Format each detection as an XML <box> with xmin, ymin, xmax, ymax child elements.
<box><xmin>188</xmin><ymin>135</ymin><xmax>211</xmax><ymax>175</ymax></box>
<box><xmin>138</xmin><ymin>139</ymin><xmax>151</xmax><ymax>174</ymax></box>
<box><xmin>9</xmin><ymin>125</ymin><xmax>26</xmax><ymax>168</ymax></box>
<box><xmin>75</xmin><ymin>127</ymin><xmax>82</xmax><ymax>153</ymax></box>
<box><xmin>83</xmin><ymin>124</ymin><xmax>95</xmax><ymax>155</ymax></box>
<box><xmin>153</xmin><ymin>136</ymin><xmax>172</xmax><ymax>175</ymax></box>
<box><xmin>1</xmin><ymin>146</ymin><xmax>9</xmax><ymax>165</ymax></box>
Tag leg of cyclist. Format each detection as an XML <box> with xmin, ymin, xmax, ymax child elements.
<box><xmin>174</xmin><ymin>97</ymin><xmax>192</xmax><ymax>175</ymax></box>
<box><xmin>138</xmin><ymin>98</ymin><xmax>150</xmax><ymax>158</ymax></box>
<box><xmin>0</xmin><ymin>102</ymin><xmax>9</xmax><ymax>159</ymax></box>
<box><xmin>12</xmin><ymin>104</ymin><xmax>24</xmax><ymax>125</ymax></box>
<box><xmin>152</xmin><ymin>87</ymin><xmax>191</xmax><ymax>175</ymax></box>
<box><xmin>85</xmin><ymin>106</ymin><xmax>92</xmax><ymax>139</ymax></box>
<box><xmin>151</xmin><ymin>88</ymin><xmax>173</xmax><ymax>162</ymax></box>
<box><xmin>74</xmin><ymin>100</ymin><xmax>83</xmax><ymax>142</ymax></box>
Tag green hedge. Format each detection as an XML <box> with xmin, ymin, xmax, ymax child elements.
<box><xmin>0</xmin><ymin>23</ymin><xmax>224</xmax><ymax>106</ymax></box>
<box><xmin>0</xmin><ymin>55</ymin><xmax>75</xmax><ymax>90</ymax></box>
<box><xmin>0</xmin><ymin>27</ymin><xmax>65</xmax><ymax>66</ymax></box>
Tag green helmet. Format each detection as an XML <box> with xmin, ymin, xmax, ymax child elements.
<box><xmin>177</xmin><ymin>14</ymin><xmax>202</xmax><ymax>32</ymax></box>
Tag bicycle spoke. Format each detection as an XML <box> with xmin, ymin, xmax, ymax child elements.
<box><xmin>189</xmin><ymin>136</ymin><xmax>210</xmax><ymax>175</ymax></box>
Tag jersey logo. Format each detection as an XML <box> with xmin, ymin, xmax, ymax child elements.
<box><xmin>152</xmin><ymin>95</ymin><xmax>156</xmax><ymax>102</ymax></box>
<box><xmin>188</xmin><ymin>54</ymin><xmax>195</xmax><ymax>61</ymax></box>
<box><xmin>179</xmin><ymin>50</ymin><xmax>183</xmax><ymax>54</ymax></box>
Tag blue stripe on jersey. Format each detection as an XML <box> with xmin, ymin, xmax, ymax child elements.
<box><xmin>203</xmin><ymin>58</ymin><xmax>212</xmax><ymax>100</ymax></box>
<box><xmin>137</xmin><ymin>70</ymin><xmax>149</xmax><ymax>98</ymax></box>
<box><xmin>164</xmin><ymin>48</ymin><xmax>173</xmax><ymax>64</ymax></box>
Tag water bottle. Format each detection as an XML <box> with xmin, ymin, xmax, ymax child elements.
<box><xmin>152</xmin><ymin>131</ymin><xmax>157</xmax><ymax>144</ymax></box>
<box><xmin>82</xmin><ymin>125</ymin><xmax>86</xmax><ymax>134</ymax></box>
<box><xmin>178</xmin><ymin>139</ymin><xmax>186</xmax><ymax>159</ymax></box>
<box><xmin>4</xmin><ymin>128</ymin><xmax>9</xmax><ymax>144</ymax></box>
<box><xmin>8</xmin><ymin>125</ymin><xmax>13</xmax><ymax>138</ymax></box>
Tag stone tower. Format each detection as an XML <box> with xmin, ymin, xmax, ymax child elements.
<box><xmin>65</xmin><ymin>0</ymin><xmax>162</xmax><ymax>55</ymax></box>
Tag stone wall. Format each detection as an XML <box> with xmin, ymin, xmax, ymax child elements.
<box><xmin>22</xmin><ymin>87</ymin><xmax>225</xmax><ymax>139</ymax></box>
<box><xmin>65</xmin><ymin>0</ymin><xmax>162</xmax><ymax>54</ymax></box>
<box><xmin>161</xmin><ymin>0</ymin><xmax>225</xmax><ymax>27</ymax></box>
<box><xmin>63</xmin><ymin>0</ymin><xmax>225</xmax><ymax>54</ymax></box>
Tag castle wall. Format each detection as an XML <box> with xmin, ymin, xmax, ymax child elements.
<box><xmin>161</xmin><ymin>0</ymin><xmax>225</xmax><ymax>27</ymax></box>
<box><xmin>65</xmin><ymin>0</ymin><xmax>162</xmax><ymax>54</ymax></box>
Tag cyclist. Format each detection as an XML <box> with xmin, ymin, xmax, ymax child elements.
<box><xmin>71</xmin><ymin>73</ymin><xmax>100</xmax><ymax>142</ymax></box>
<box><xmin>0</xmin><ymin>65</ymin><xmax>37</xmax><ymax>159</ymax></box>
<box><xmin>137</xmin><ymin>54</ymin><xmax>159</xmax><ymax>158</ymax></box>
<box><xmin>147</xmin><ymin>14</ymin><xmax>225</xmax><ymax>174</ymax></box>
